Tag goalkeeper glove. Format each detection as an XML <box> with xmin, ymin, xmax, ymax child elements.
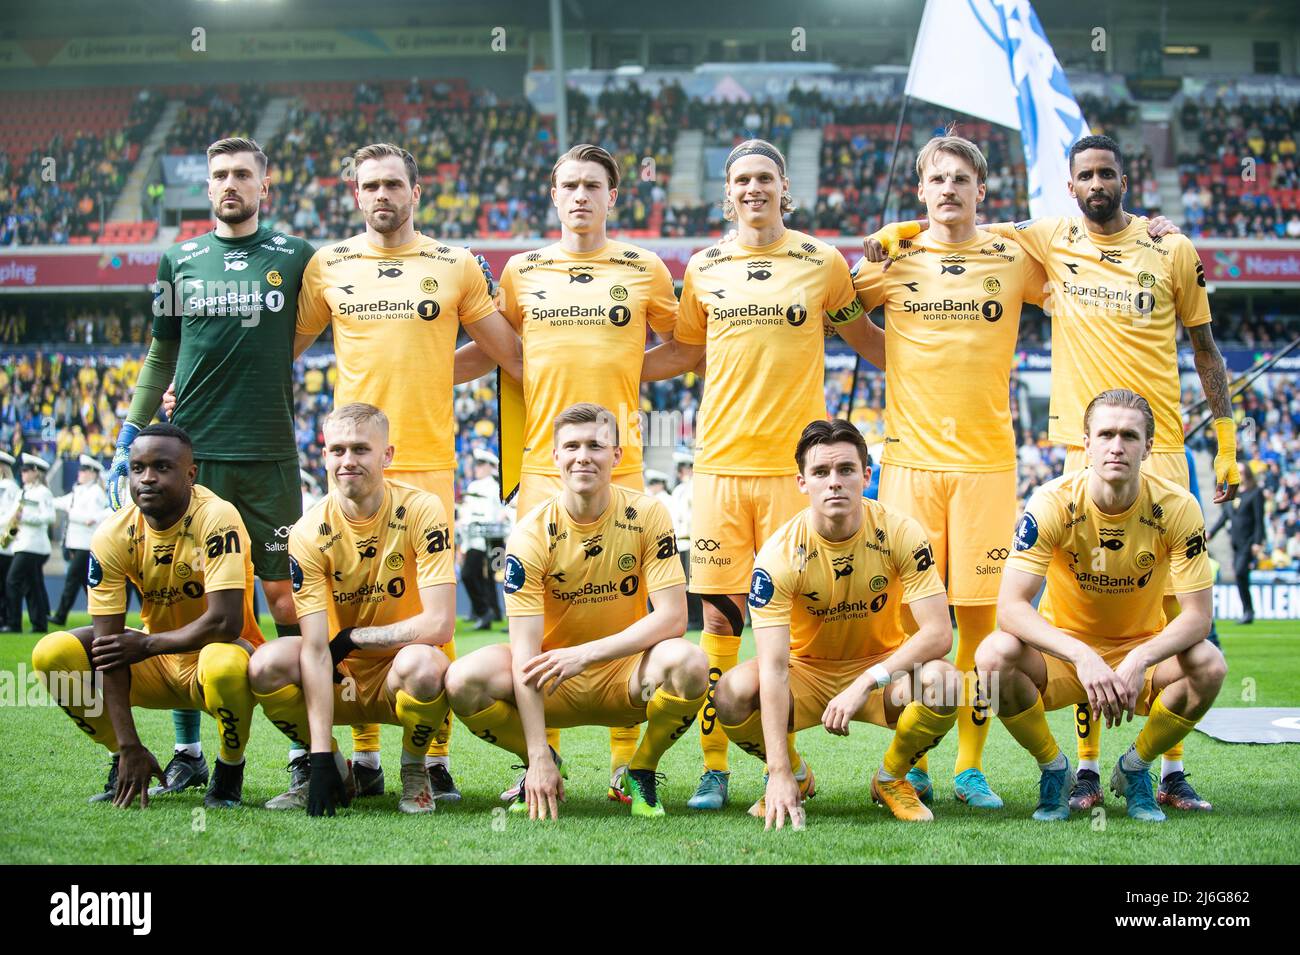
<box><xmin>329</xmin><ymin>628</ymin><xmax>357</xmax><ymax>683</ymax></box>
<box><xmin>106</xmin><ymin>422</ymin><xmax>140</xmax><ymax>511</ymax></box>
<box><xmin>307</xmin><ymin>752</ymin><xmax>349</xmax><ymax>818</ymax></box>
<box><xmin>867</xmin><ymin>220</ymin><xmax>923</xmax><ymax>260</ymax></box>
<box><xmin>1213</xmin><ymin>417</ymin><xmax>1241</xmax><ymax>496</ymax></box>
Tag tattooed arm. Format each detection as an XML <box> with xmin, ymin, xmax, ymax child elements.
<box><xmin>1187</xmin><ymin>322</ymin><xmax>1240</xmax><ymax>503</ymax></box>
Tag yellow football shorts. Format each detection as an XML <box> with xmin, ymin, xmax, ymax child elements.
<box><xmin>689</xmin><ymin>472</ymin><xmax>806</xmax><ymax>595</ymax></box>
<box><xmin>1036</xmin><ymin>632</ymin><xmax>1160</xmax><ymax>714</ymax></box>
<box><xmin>128</xmin><ymin>643</ymin><xmax>251</xmax><ymax>710</ymax></box>
<box><xmin>536</xmin><ymin>652</ymin><xmax>649</xmax><ymax>729</ymax></box>
<box><xmin>789</xmin><ymin>654</ymin><xmax>894</xmax><ymax>730</ymax></box>
<box><xmin>878</xmin><ymin>464</ymin><xmax>1017</xmax><ymax>606</ymax></box>
<box><xmin>332</xmin><ymin>654</ymin><xmax>405</xmax><ymax>726</ymax></box>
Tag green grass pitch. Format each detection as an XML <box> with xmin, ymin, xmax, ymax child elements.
<box><xmin>2</xmin><ymin>617</ymin><xmax>1296</xmax><ymax>864</ymax></box>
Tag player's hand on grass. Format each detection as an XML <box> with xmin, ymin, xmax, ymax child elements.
<box><xmin>91</xmin><ymin>629</ymin><xmax>151</xmax><ymax>670</ymax></box>
<box><xmin>106</xmin><ymin>422</ymin><xmax>139</xmax><ymax>511</ymax></box>
<box><xmin>763</xmin><ymin>771</ymin><xmax>804</xmax><ymax>831</ymax></box>
<box><xmin>821</xmin><ymin>685</ymin><xmax>868</xmax><ymax>736</ymax></box>
<box><xmin>521</xmin><ymin>646</ymin><xmax>590</xmax><ymax>695</ymax></box>
<box><xmin>524</xmin><ymin>757</ymin><xmax>564</xmax><ymax>820</ymax></box>
<box><xmin>1112</xmin><ymin>651</ymin><xmax>1149</xmax><ymax>722</ymax></box>
<box><xmin>307</xmin><ymin>752</ymin><xmax>348</xmax><ymax>817</ymax></box>
<box><xmin>1075</xmin><ymin>649</ymin><xmax>1127</xmax><ymax>727</ymax></box>
<box><xmin>1146</xmin><ymin>215</ymin><xmax>1182</xmax><ymax>238</ymax></box>
<box><xmin>114</xmin><ymin>743</ymin><xmax>165</xmax><ymax>809</ymax></box>
<box><xmin>161</xmin><ymin>381</ymin><xmax>177</xmax><ymax>417</ymax></box>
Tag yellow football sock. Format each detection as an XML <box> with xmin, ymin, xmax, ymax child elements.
<box><xmin>395</xmin><ymin>689</ymin><xmax>451</xmax><ymax>759</ymax></box>
<box><xmin>425</xmin><ymin>637</ymin><xmax>456</xmax><ymax>756</ymax></box>
<box><xmin>609</xmin><ymin>726</ymin><xmax>639</xmax><ymax>772</ymax></box>
<box><xmin>1158</xmin><ymin>597</ymin><xmax>1184</xmax><ymax>763</ymax></box>
<box><xmin>720</xmin><ymin>710</ymin><xmax>800</xmax><ymax>769</ymax></box>
<box><xmin>699</xmin><ymin>631</ymin><xmax>740</xmax><ymax>772</ymax></box>
<box><xmin>629</xmin><ymin>688</ymin><xmax>705</xmax><ymax>771</ymax></box>
<box><xmin>197</xmin><ymin>642</ymin><xmax>255</xmax><ymax>763</ymax></box>
<box><xmin>32</xmin><ymin>630</ymin><xmax>117</xmax><ymax>751</ymax></box>
<box><xmin>953</xmin><ymin>605</ymin><xmax>996</xmax><ymax>775</ymax></box>
<box><xmin>254</xmin><ymin>683</ymin><xmax>311</xmax><ymax>751</ymax></box>
<box><xmin>883</xmin><ymin>702</ymin><xmax>957</xmax><ymax>778</ymax></box>
<box><xmin>1135</xmin><ymin>694</ymin><xmax>1198</xmax><ymax>763</ymax></box>
<box><xmin>460</xmin><ymin>700</ymin><xmax>528</xmax><ymax>760</ymax></box>
<box><xmin>351</xmin><ymin>724</ymin><xmax>380</xmax><ymax>753</ymax></box>
<box><xmin>1075</xmin><ymin>703</ymin><xmax>1101</xmax><ymax>762</ymax></box>
<box><xmin>1001</xmin><ymin>696</ymin><xmax>1061</xmax><ymax>766</ymax></box>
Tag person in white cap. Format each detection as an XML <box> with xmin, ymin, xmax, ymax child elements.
<box><xmin>459</xmin><ymin>448</ymin><xmax>505</xmax><ymax>630</ymax></box>
<box><xmin>50</xmin><ymin>455</ymin><xmax>110</xmax><ymax>627</ymax></box>
<box><xmin>4</xmin><ymin>453</ymin><xmax>55</xmax><ymax>632</ymax></box>
<box><xmin>0</xmin><ymin>451</ymin><xmax>19</xmax><ymax>625</ymax></box>
<box><xmin>645</xmin><ymin>469</ymin><xmax>672</xmax><ymax>510</ymax></box>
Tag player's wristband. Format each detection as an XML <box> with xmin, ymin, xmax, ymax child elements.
<box><xmin>868</xmin><ymin>664</ymin><xmax>892</xmax><ymax>689</ymax></box>
<box><xmin>330</xmin><ymin>628</ymin><xmax>357</xmax><ymax>667</ymax></box>
<box><xmin>1212</xmin><ymin>417</ymin><xmax>1241</xmax><ymax>487</ymax></box>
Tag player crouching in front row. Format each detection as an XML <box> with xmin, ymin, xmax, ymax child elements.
<box><xmin>445</xmin><ymin>403</ymin><xmax>708</xmax><ymax>819</ymax></box>
<box><xmin>978</xmin><ymin>389</ymin><xmax>1225</xmax><ymax>822</ymax></box>
<box><xmin>33</xmin><ymin>424</ymin><xmax>261</xmax><ymax>809</ymax></box>
<box><xmin>716</xmin><ymin>419</ymin><xmax>962</xmax><ymax>827</ymax></box>
<box><xmin>249</xmin><ymin>403</ymin><xmax>457</xmax><ymax>816</ymax></box>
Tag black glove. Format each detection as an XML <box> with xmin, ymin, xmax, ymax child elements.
<box><xmin>329</xmin><ymin>628</ymin><xmax>356</xmax><ymax>683</ymax></box>
<box><xmin>307</xmin><ymin>752</ymin><xmax>347</xmax><ymax>817</ymax></box>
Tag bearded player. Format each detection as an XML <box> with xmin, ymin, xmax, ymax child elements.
<box><xmin>104</xmin><ymin>138</ymin><xmax>312</xmax><ymax>799</ymax></box>
<box><xmin>642</xmin><ymin>138</ymin><xmax>867</xmax><ymax>810</ymax></box>
<box><xmin>249</xmin><ymin>403</ymin><xmax>457</xmax><ymax>815</ymax></box>
<box><xmin>848</xmin><ymin>134</ymin><xmax>1046</xmax><ymax>810</ymax></box>
<box><xmin>716</xmin><ymin>419</ymin><xmax>961</xmax><ymax>826</ymax></box>
<box><xmin>296</xmin><ymin>143</ymin><xmax>522</xmax><ymax>800</ymax></box>
<box><xmin>466</xmin><ymin>144</ymin><xmax>679</xmax><ymax>803</ymax></box>
<box><xmin>864</xmin><ymin>134</ymin><xmax>1231</xmax><ymax>812</ymax></box>
<box><xmin>978</xmin><ymin>390</ymin><xmax>1224</xmax><ymax>822</ymax></box>
<box><xmin>33</xmin><ymin>424</ymin><xmax>262</xmax><ymax>809</ymax></box>
<box><xmin>445</xmin><ymin>403</ymin><xmax>708</xmax><ymax>818</ymax></box>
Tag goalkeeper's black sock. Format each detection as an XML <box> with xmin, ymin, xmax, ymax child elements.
<box><xmin>275</xmin><ymin>623</ymin><xmax>301</xmax><ymax>638</ymax></box>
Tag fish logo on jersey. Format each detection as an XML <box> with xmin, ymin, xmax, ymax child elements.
<box><xmin>224</xmin><ymin>251</ymin><xmax>249</xmax><ymax>272</ymax></box>
<box><xmin>569</xmin><ymin>266</ymin><xmax>595</xmax><ymax>284</ymax></box>
<box><xmin>1098</xmin><ymin>528</ymin><xmax>1124</xmax><ymax>551</ymax></box>
<box><xmin>940</xmin><ymin>255</ymin><xmax>966</xmax><ymax>276</ymax></box>
<box><xmin>1099</xmin><ymin>249</ymin><xmax>1122</xmax><ymax>264</ymax></box>
<box><xmin>377</xmin><ymin>259</ymin><xmax>403</xmax><ymax>278</ymax></box>
<box><xmin>832</xmin><ymin>555</ymin><xmax>854</xmax><ymax>579</ymax></box>
<box><xmin>582</xmin><ymin>535</ymin><xmax>603</xmax><ymax>559</ymax></box>
<box><xmin>747</xmin><ymin>261</ymin><xmax>773</xmax><ymax>281</ymax></box>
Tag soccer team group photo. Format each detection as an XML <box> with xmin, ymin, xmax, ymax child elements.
<box><xmin>2</xmin><ymin>0</ymin><xmax>1298</xmax><ymax>875</ymax></box>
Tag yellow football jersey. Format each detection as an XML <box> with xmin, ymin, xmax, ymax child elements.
<box><xmin>855</xmin><ymin>229</ymin><xmax>1046</xmax><ymax>471</ymax></box>
<box><xmin>297</xmin><ymin>234</ymin><xmax>497</xmax><ymax>470</ymax></box>
<box><xmin>288</xmin><ymin>479</ymin><xmax>456</xmax><ymax>655</ymax></box>
<box><xmin>503</xmin><ymin>485</ymin><xmax>685</xmax><ymax>651</ymax></box>
<box><xmin>88</xmin><ymin>484</ymin><xmax>262</xmax><ymax>645</ymax></box>
<box><xmin>676</xmin><ymin>230</ymin><xmax>864</xmax><ymax>475</ymax></box>
<box><xmin>748</xmin><ymin>499</ymin><xmax>946</xmax><ymax>661</ymax></box>
<box><xmin>498</xmin><ymin>239</ymin><xmax>678</xmax><ymax>480</ymax></box>
<box><xmin>1008</xmin><ymin>468</ymin><xmax>1212</xmax><ymax>642</ymax></box>
<box><xmin>988</xmin><ymin>216</ymin><xmax>1211</xmax><ymax>452</ymax></box>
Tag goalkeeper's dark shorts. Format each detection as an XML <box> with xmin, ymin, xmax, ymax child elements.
<box><xmin>196</xmin><ymin>457</ymin><xmax>301</xmax><ymax>581</ymax></box>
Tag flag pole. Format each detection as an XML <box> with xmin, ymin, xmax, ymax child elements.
<box><xmin>839</xmin><ymin>91</ymin><xmax>910</xmax><ymax>420</ymax></box>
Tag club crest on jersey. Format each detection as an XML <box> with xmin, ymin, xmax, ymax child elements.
<box><xmin>983</xmin><ymin>277</ymin><xmax>1002</xmax><ymax>295</ymax></box>
<box><xmin>504</xmin><ymin>554</ymin><xmax>525</xmax><ymax>594</ymax></box>
<box><xmin>1014</xmin><ymin>512</ymin><xmax>1039</xmax><ymax>551</ymax></box>
<box><xmin>748</xmin><ymin>568</ymin><xmax>774</xmax><ymax>609</ymax></box>
<box><xmin>266</xmin><ymin>270</ymin><xmax>283</xmax><ymax>287</ymax></box>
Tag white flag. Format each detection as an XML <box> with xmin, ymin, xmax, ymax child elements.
<box><xmin>905</xmin><ymin>0</ymin><xmax>1091</xmax><ymax>218</ymax></box>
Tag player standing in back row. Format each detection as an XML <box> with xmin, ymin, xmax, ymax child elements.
<box><xmin>108</xmin><ymin>138</ymin><xmax>313</xmax><ymax>799</ymax></box>
<box><xmin>295</xmin><ymin>143</ymin><xmax>522</xmax><ymax>800</ymax></box>
<box><xmin>642</xmin><ymin>138</ymin><xmax>868</xmax><ymax>810</ymax></box>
